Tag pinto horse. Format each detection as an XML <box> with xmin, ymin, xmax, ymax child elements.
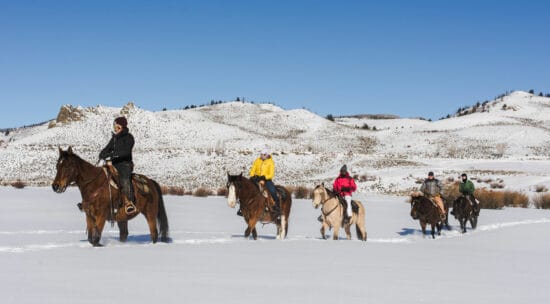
<box><xmin>452</xmin><ymin>195</ymin><xmax>478</xmax><ymax>233</ymax></box>
<box><xmin>409</xmin><ymin>193</ymin><xmax>445</xmax><ymax>239</ymax></box>
<box><xmin>312</xmin><ymin>184</ymin><xmax>367</xmax><ymax>241</ymax></box>
<box><xmin>226</xmin><ymin>173</ymin><xmax>291</xmax><ymax>240</ymax></box>
<box><xmin>52</xmin><ymin>147</ymin><xmax>168</xmax><ymax>246</ymax></box>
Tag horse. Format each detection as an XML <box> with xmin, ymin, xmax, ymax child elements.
<box><xmin>226</xmin><ymin>173</ymin><xmax>292</xmax><ymax>240</ymax></box>
<box><xmin>52</xmin><ymin>147</ymin><xmax>169</xmax><ymax>246</ymax></box>
<box><xmin>409</xmin><ymin>193</ymin><xmax>445</xmax><ymax>239</ymax></box>
<box><xmin>311</xmin><ymin>184</ymin><xmax>367</xmax><ymax>241</ymax></box>
<box><xmin>452</xmin><ymin>195</ymin><xmax>478</xmax><ymax>233</ymax></box>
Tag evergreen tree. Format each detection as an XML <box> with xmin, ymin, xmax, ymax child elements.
<box><xmin>326</xmin><ymin>114</ymin><xmax>335</xmax><ymax>121</ymax></box>
<box><xmin>529</xmin><ymin>89</ymin><xmax>535</xmax><ymax>94</ymax></box>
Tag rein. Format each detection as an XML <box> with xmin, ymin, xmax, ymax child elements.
<box><xmin>319</xmin><ymin>189</ymin><xmax>340</xmax><ymax>217</ymax></box>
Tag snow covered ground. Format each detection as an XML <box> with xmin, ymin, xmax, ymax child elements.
<box><xmin>2</xmin><ymin>187</ymin><xmax>550</xmax><ymax>304</ymax></box>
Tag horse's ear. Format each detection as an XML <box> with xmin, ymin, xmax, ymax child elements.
<box><xmin>58</xmin><ymin>146</ymin><xmax>63</xmax><ymax>155</ymax></box>
<box><xmin>239</xmin><ymin>172</ymin><xmax>243</xmax><ymax>177</ymax></box>
<box><xmin>322</xmin><ymin>182</ymin><xmax>325</xmax><ymax>187</ymax></box>
<box><xmin>68</xmin><ymin>146</ymin><xmax>74</xmax><ymax>155</ymax></box>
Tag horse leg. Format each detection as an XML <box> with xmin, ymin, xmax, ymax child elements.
<box><xmin>86</xmin><ymin>214</ymin><xmax>94</xmax><ymax>244</ymax></box>
<box><xmin>437</xmin><ymin>222</ymin><xmax>442</xmax><ymax>236</ymax></box>
<box><xmin>420</xmin><ymin>221</ymin><xmax>427</xmax><ymax>238</ymax></box>
<box><xmin>276</xmin><ymin>215</ymin><xmax>287</xmax><ymax>240</ymax></box>
<box><xmin>333</xmin><ymin>222</ymin><xmax>341</xmax><ymax>240</ymax></box>
<box><xmin>245</xmin><ymin>218</ymin><xmax>258</xmax><ymax>240</ymax></box>
<box><xmin>344</xmin><ymin>223</ymin><xmax>352</xmax><ymax>240</ymax></box>
<box><xmin>320</xmin><ymin>220</ymin><xmax>328</xmax><ymax>240</ymax></box>
<box><xmin>91</xmin><ymin>216</ymin><xmax>107</xmax><ymax>246</ymax></box>
<box><xmin>117</xmin><ymin>221</ymin><xmax>128</xmax><ymax>242</ymax></box>
<box><xmin>430</xmin><ymin>223</ymin><xmax>436</xmax><ymax>239</ymax></box>
<box><xmin>145</xmin><ymin>213</ymin><xmax>159</xmax><ymax>243</ymax></box>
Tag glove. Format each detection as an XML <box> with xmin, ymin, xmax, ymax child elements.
<box><xmin>341</xmin><ymin>187</ymin><xmax>350</xmax><ymax>192</ymax></box>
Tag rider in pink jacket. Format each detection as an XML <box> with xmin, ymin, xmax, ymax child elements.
<box><xmin>333</xmin><ymin>165</ymin><xmax>357</xmax><ymax>221</ymax></box>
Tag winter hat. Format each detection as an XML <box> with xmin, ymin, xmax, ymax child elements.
<box><xmin>260</xmin><ymin>147</ymin><xmax>269</xmax><ymax>155</ymax></box>
<box><xmin>461</xmin><ymin>173</ymin><xmax>468</xmax><ymax>179</ymax></box>
<box><xmin>340</xmin><ymin>165</ymin><xmax>348</xmax><ymax>173</ymax></box>
<box><xmin>114</xmin><ymin>117</ymin><xmax>128</xmax><ymax>128</ymax></box>
<box><xmin>428</xmin><ymin>171</ymin><xmax>434</xmax><ymax>177</ymax></box>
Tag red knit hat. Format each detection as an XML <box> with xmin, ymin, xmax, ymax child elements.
<box><xmin>114</xmin><ymin>117</ymin><xmax>128</xmax><ymax>128</ymax></box>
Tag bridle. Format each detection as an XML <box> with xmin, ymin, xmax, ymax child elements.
<box><xmin>316</xmin><ymin>186</ymin><xmax>340</xmax><ymax>217</ymax></box>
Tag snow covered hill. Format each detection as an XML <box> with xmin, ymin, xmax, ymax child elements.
<box><xmin>1</xmin><ymin>91</ymin><xmax>549</xmax><ymax>194</ymax></box>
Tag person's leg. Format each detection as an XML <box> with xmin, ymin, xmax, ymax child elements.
<box><xmin>344</xmin><ymin>196</ymin><xmax>352</xmax><ymax>217</ymax></box>
<box><xmin>433</xmin><ymin>196</ymin><xmax>445</xmax><ymax>219</ymax></box>
<box><xmin>265</xmin><ymin>180</ymin><xmax>280</xmax><ymax>210</ymax></box>
<box><xmin>115</xmin><ymin>163</ymin><xmax>136</xmax><ymax>214</ymax></box>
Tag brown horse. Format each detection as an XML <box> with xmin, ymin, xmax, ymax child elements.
<box><xmin>312</xmin><ymin>184</ymin><xmax>367</xmax><ymax>241</ymax></box>
<box><xmin>52</xmin><ymin>147</ymin><xmax>168</xmax><ymax>246</ymax></box>
<box><xmin>409</xmin><ymin>193</ymin><xmax>444</xmax><ymax>239</ymax></box>
<box><xmin>226</xmin><ymin>173</ymin><xmax>292</xmax><ymax>240</ymax></box>
<box><xmin>452</xmin><ymin>195</ymin><xmax>478</xmax><ymax>233</ymax></box>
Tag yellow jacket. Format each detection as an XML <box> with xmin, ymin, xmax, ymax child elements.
<box><xmin>249</xmin><ymin>156</ymin><xmax>275</xmax><ymax>180</ymax></box>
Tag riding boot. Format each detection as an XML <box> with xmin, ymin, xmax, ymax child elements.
<box><xmin>123</xmin><ymin>196</ymin><xmax>137</xmax><ymax>215</ymax></box>
<box><xmin>237</xmin><ymin>209</ymin><xmax>243</xmax><ymax>216</ymax></box>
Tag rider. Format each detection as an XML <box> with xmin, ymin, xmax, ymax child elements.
<box><xmin>419</xmin><ymin>171</ymin><xmax>446</xmax><ymax>220</ymax></box>
<box><xmin>249</xmin><ymin>147</ymin><xmax>280</xmax><ymax>214</ymax></box>
<box><xmin>458</xmin><ymin>173</ymin><xmax>479</xmax><ymax>216</ymax></box>
<box><xmin>99</xmin><ymin>116</ymin><xmax>137</xmax><ymax>215</ymax></box>
<box><xmin>333</xmin><ymin>165</ymin><xmax>357</xmax><ymax>223</ymax></box>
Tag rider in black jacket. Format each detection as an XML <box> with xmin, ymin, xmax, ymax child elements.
<box><xmin>99</xmin><ymin>116</ymin><xmax>136</xmax><ymax>214</ymax></box>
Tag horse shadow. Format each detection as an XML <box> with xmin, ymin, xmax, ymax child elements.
<box><xmin>230</xmin><ymin>234</ymin><xmax>277</xmax><ymax>240</ymax></box>
<box><xmin>397</xmin><ymin>228</ymin><xmax>419</xmax><ymax>236</ymax></box>
<box><xmin>80</xmin><ymin>234</ymin><xmax>174</xmax><ymax>244</ymax></box>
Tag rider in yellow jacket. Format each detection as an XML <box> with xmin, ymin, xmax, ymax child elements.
<box><xmin>249</xmin><ymin>148</ymin><xmax>279</xmax><ymax>213</ymax></box>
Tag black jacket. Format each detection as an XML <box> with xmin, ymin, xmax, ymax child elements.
<box><xmin>99</xmin><ymin>127</ymin><xmax>134</xmax><ymax>164</ymax></box>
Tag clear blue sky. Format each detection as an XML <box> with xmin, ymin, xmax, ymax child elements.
<box><xmin>1</xmin><ymin>0</ymin><xmax>549</xmax><ymax>128</ymax></box>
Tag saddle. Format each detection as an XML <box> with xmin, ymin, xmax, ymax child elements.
<box><xmin>336</xmin><ymin>196</ymin><xmax>359</xmax><ymax>214</ymax></box>
<box><xmin>104</xmin><ymin>165</ymin><xmax>151</xmax><ymax>195</ymax></box>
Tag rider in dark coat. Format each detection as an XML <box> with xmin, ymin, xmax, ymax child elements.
<box><xmin>458</xmin><ymin>173</ymin><xmax>479</xmax><ymax>216</ymax></box>
<box><xmin>99</xmin><ymin>116</ymin><xmax>136</xmax><ymax>214</ymax></box>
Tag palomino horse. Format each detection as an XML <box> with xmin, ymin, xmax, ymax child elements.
<box><xmin>409</xmin><ymin>193</ymin><xmax>445</xmax><ymax>239</ymax></box>
<box><xmin>311</xmin><ymin>184</ymin><xmax>367</xmax><ymax>241</ymax></box>
<box><xmin>226</xmin><ymin>173</ymin><xmax>292</xmax><ymax>240</ymax></box>
<box><xmin>452</xmin><ymin>195</ymin><xmax>478</xmax><ymax>233</ymax></box>
<box><xmin>52</xmin><ymin>147</ymin><xmax>169</xmax><ymax>246</ymax></box>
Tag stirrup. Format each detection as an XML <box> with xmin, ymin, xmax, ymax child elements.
<box><xmin>125</xmin><ymin>202</ymin><xmax>137</xmax><ymax>215</ymax></box>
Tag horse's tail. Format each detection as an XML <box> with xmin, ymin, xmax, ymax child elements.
<box><xmin>355</xmin><ymin>201</ymin><xmax>367</xmax><ymax>241</ymax></box>
<box><xmin>152</xmin><ymin>179</ymin><xmax>169</xmax><ymax>242</ymax></box>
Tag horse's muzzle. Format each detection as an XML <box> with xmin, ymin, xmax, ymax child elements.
<box><xmin>52</xmin><ymin>183</ymin><xmax>67</xmax><ymax>193</ymax></box>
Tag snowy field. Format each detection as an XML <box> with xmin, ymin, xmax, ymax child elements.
<box><xmin>1</xmin><ymin>187</ymin><xmax>550</xmax><ymax>304</ymax></box>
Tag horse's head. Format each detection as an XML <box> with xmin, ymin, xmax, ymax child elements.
<box><xmin>311</xmin><ymin>183</ymin><xmax>328</xmax><ymax>209</ymax></box>
<box><xmin>226</xmin><ymin>173</ymin><xmax>243</xmax><ymax>208</ymax></box>
<box><xmin>409</xmin><ymin>192</ymin><xmax>424</xmax><ymax>220</ymax></box>
<box><xmin>52</xmin><ymin>147</ymin><xmax>79</xmax><ymax>193</ymax></box>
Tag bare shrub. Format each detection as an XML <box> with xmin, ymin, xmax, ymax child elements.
<box><xmin>443</xmin><ymin>181</ymin><xmax>460</xmax><ymax>203</ymax></box>
<box><xmin>185</xmin><ymin>190</ymin><xmax>193</xmax><ymax>195</ymax></box>
<box><xmin>415</xmin><ymin>178</ymin><xmax>424</xmax><ymax>184</ymax></box>
<box><xmin>534</xmin><ymin>185</ymin><xmax>548</xmax><ymax>193</ymax></box>
<box><xmin>160</xmin><ymin>185</ymin><xmax>170</xmax><ymax>195</ymax></box>
<box><xmin>217</xmin><ymin>187</ymin><xmax>228</xmax><ymax>196</ymax></box>
<box><xmin>446</xmin><ymin>176</ymin><xmax>455</xmax><ymax>183</ymax></box>
<box><xmin>193</xmin><ymin>187</ymin><xmax>211</xmax><ymax>197</ymax></box>
<box><xmin>533</xmin><ymin>193</ymin><xmax>550</xmax><ymax>209</ymax></box>
<box><xmin>475</xmin><ymin>189</ymin><xmax>504</xmax><ymax>209</ymax></box>
<box><xmin>502</xmin><ymin>191</ymin><xmax>529</xmax><ymax>208</ymax></box>
<box><xmin>169</xmin><ymin>186</ymin><xmax>185</xmax><ymax>196</ymax></box>
<box><xmin>11</xmin><ymin>180</ymin><xmax>26</xmax><ymax>189</ymax></box>
<box><xmin>293</xmin><ymin>186</ymin><xmax>311</xmax><ymax>199</ymax></box>
<box><xmin>495</xmin><ymin>143</ymin><xmax>508</xmax><ymax>157</ymax></box>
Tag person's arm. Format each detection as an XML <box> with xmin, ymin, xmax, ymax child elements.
<box><xmin>99</xmin><ymin>137</ymin><xmax>114</xmax><ymax>160</ymax></box>
<box><xmin>262</xmin><ymin>158</ymin><xmax>274</xmax><ymax>180</ymax></box>
<box><xmin>249</xmin><ymin>158</ymin><xmax>259</xmax><ymax>177</ymax></box>
<box><xmin>350</xmin><ymin>178</ymin><xmax>357</xmax><ymax>193</ymax></box>
<box><xmin>420</xmin><ymin>182</ymin><xmax>426</xmax><ymax>194</ymax></box>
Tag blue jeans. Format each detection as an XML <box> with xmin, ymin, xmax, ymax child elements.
<box><xmin>265</xmin><ymin>180</ymin><xmax>280</xmax><ymax>206</ymax></box>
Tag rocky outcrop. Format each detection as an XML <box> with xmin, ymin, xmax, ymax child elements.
<box><xmin>50</xmin><ymin>105</ymin><xmax>85</xmax><ymax>128</ymax></box>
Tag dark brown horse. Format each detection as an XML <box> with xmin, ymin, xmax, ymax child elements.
<box><xmin>409</xmin><ymin>193</ymin><xmax>444</xmax><ymax>239</ymax></box>
<box><xmin>52</xmin><ymin>147</ymin><xmax>168</xmax><ymax>246</ymax></box>
<box><xmin>452</xmin><ymin>195</ymin><xmax>478</xmax><ymax>233</ymax></box>
<box><xmin>226</xmin><ymin>173</ymin><xmax>292</xmax><ymax>240</ymax></box>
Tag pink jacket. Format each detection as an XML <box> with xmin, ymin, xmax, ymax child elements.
<box><xmin>333</xmin><ymin>173</ymin><xmax>357</xmax><ymax>196</ymax></box>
